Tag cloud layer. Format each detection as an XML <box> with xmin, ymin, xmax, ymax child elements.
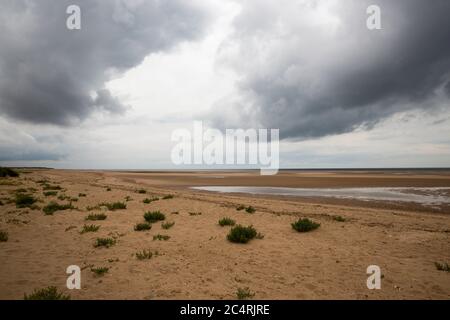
<box><xmin>0</xmin><ymin>0</ymin><xmax>209</xmax><ymax>125</ymax></box>
<box><xmin>210</xmin><ymin>0</ymin><xmax>450</xmax><ymax>139</ymax></box>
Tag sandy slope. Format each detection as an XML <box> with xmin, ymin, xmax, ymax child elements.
<box><xmin>0</xmin><ymin>169</ymin><xmax>449</xmax><ymax>299</ymax></box>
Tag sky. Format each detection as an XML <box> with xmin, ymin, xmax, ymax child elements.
<box><xmin>0</xmin><ymin>0</ymin><xmax>450</xmax><ymax>169</ymax></box>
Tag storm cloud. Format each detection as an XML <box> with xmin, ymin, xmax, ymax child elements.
<box><xmin>210</xmin><ymin>0</ymin><xmax>450</xmax><ymax>139</ymax></box>
<box><xmin>0</xmin><ymin>0</ymin><xmax>209</xmax><ymax>125</ymax></box>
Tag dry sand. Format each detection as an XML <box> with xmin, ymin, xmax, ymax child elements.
<box><xmin>0</xmin><ymin>169</ymin><xmax>449</xmax><ymax>299</ymax></box>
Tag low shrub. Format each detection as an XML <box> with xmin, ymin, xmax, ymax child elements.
<box><xmin>80</xmin><ymin>224</ymin><xmax>100</xmax><ymax>234</ymax></box>
<box><xmin>94</xmin><ymin>237</ymin><xmax>116</xmax><ymax>248</ymax></box>
<box><xmin>99</xmin><ymin>202</ymin><xmax>126</xmax><ymax>211</ymax></box>
<box><xmin>135</xmin><ymin>249</ymin><xmax>158</xmax><ymax>260</ymax></box>
<box><xmin>0</xmin><ymin>167</ymin><xmax>19</xmax><ymax>177</ymax></box>
<box><xmin>161</xmin><ymin>221</ymin><xmax>175</xmax><ymax>230</ymax></box>
<box><xmin>78</xmin><ymin>193</ymin><xmax>87</xmax><ymax>197</ymax></box>
<box><xmin>291</xmin><ymin>218</ymin><xmax>320</xmax><ymax>232</ymax></box>
<box><xmin>435</xmin><ymin>262</ymin><xmax>450</xmax><ymax>272</ymax></box>
<box><xmin>189</xmin><ymin>212</ymin><xmax>202</xmax><ymax>216</ymax></box>
<box><xmin>134</xmin><ymin>222</ymin><xmax>152</xmax><ymax>231</ymax></box>
<box><xmin>43</xmin><ymin>184</ymin><xmax>62</xmax><ymax>191</ymax></box>
<box><xmin>85</xmin><ymin>213</ymin><xmax>107</xmax><ymax>221</ymax></box>
<box><xmin>0</xmin><ymin>230</ymin><xmax>8</xmax><ymax>242</ymax></box>
<box><xmin>245</xmin><ymin>206</ymin><xmax>256</xmax><ymax>213</ymax></box>
<box><xmin>144</xmin><ymin>211</ymin><xmax>165</xmax><ymax>223</ymax></box>
<box><xmin>218</xmin><ymin>217</ymin><xmax>236</xmax><ymax>227</ymax></box>
<box><xmin>24</xmin><ymin>286</ymin><xmax>70</xmax><ymax>300</ymax></box>
<box><xmin>236</xmin><ymin>287</ymin><xmax>255</xmax><ymax>300</ymax></box>
<box><xmin>43</xmin><ymin>202</ymin><xmax>74</xmax><ymax>215</ymax></box>
<box><xmin>236</xmin><ymin>205</ymin><xmax>245</xmax><ymax>211</ymax></box>
<box><xmin>137</xmin><ymin>189</ymin><xmax>147</xmax><ymax>194</ymax></box>
<box><xmin>15</xmin><ymin>193</ymin><xmax>37</xmax><ymax>208</ymax></box>
<box><xmin>43</xmin><ymin>191</ymin><xmax>58</xmax><ymax>197</ymax></box>
<box><xmin>91</xmin><ymin>267</ymin><xmax>109</xmax><ymax>276</ymax></box>
<box><xmin>162</xmin><ymin>195</ymin><xmax>174</xmax><ymax>200</ymax></box>
<box><xmin>332</xmin><ymin>215</ymin><xmax>346</xmax><ymax>222</ymax></box>
<box><xmin>153</xmin><ymin>234</ymin><xmax>170</xmax><ymax>241</ymax></box>
<box><xmin>227</xmin><ymin>225</ymin><xmax>257</xmax><ymax>244</ymax></box>
<box><xmin>143</xmin><ymin>197</ymin><xmax>159</xmax><ymax>204</ymax></box>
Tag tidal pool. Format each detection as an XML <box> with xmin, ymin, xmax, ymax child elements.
<box><xmin>192</xmin><ymin>186</ymin><xmax>450</xmax><ymax>205</ymax></box>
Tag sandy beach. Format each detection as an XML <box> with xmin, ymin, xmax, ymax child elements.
<box><xmin>0</xmin><ymin>169</ymin><xmax>449</xmax><ymax>299</ymax></box>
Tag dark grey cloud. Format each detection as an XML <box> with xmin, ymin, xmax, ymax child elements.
<box><xmin>209</xmin><ymin>0</ymin><xmax>450</xmax><ymax>139</ymax></box>
<box><xmin>0</xmin><ymin>0</ymin><xmax>209</xmax><ymax>125</ymax></box>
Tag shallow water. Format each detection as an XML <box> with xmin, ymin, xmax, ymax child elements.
<box><xmin>192</xmin><ymin>186</ymin><xmax>450</xmax><ymax>205</ymax></box>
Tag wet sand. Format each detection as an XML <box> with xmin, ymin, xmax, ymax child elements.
<box><xmin>0</xmin><ymin>169</ymin><xmax>449</xmax><ymax>299</ymax></box>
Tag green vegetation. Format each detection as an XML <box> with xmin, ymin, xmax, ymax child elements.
<box><xmin>245</xmin><ymin>206</ymin><xmax>256</xmax><ymax>213</ymax></box>
<box><xmin>91</xmin><ymin>267</ymin><xmax>109</xmax><ymax>276</ymax></box>
<box><xmin>0</xmin><ymin>167</ymin><xmax>19</xmax><ymax>177</ymax></box>
<box><xmin>135</xmin><ymin>249</ymin><xmax>159</xmax><ymax>260</ymax></box>
<box><xmin>99</xmin><ymin>201</ymin><xmax>126</xmax><ymax>211</ymax></box>
<box><xmin>236</xmin><ymin>287</ymin><xmax>255</xmax><ymax>300</ymax></box>
<box><xmin>57</xmin><ymin>194</ymin><xmax>70</xmax><ymax>201</ymax></box>
<box><xmin>236</xmin><ymin>205</ymin><xmax>255</xmax><ymax>213</ymax></box>
<box><xmin>80</xmin><ymin>224</ymin><xmax>100</xmax><ymax>234</ymax></box>
<box><xmin>291</xmin><ymin>218</ymin><xmax>321</xmax><ymax>232</ymax></box>
<box><xmin>435</xmin><ymin>262</ymin><xmax>450</xmax><ymax>272</ymax></box>
<box><xmin>0</xmin><ymin>230</ymin><xmax>8</xmax><ymax>242</ymax></box>
<box><xmin>134</xmin><ymin>222</ymin><xmax>152</xmax><ymax>231</ymax></box>
<box><xmin>161</xmin><ymin>221</ymin><xmax>175</xmax><ymax>230</ymax></box>
<box><xmin>143</xmin><ymin>197</ymin><xmax>159</xmax><ymax>204</ymax></box>
<box><xmin>94</xmin><ymin>237</ymin><xmax>116</xmax><ymax>248</ymax></box>
<box><xmin>43</xmin><ymin>202</ymin><xmax>75</xmax><ymax>215</ymax></box>
<box><xmin>162</xmin><ymin>194</ymin><xmax>174</xmax><ymax>200</ymax></box>
<box><xmin>15</xmin><ymin>193</ymin><xmax>37</xmax><ymax>208</ymax></box>
<box><xmin>43</xmin><ymin>184</ymin><xmax>62</xmax><ymax>191</ymax></box>
<box><xmin>144</xmin><ymin>211</ymin><xmax>165</xmax><ymax>223</ymax></box>
<box><xmin>218</xmin><ymin>217</ymin><xmax>236</xmax><ymax>227</ymax></box>
<box><xmin>43</xmin><ymin>191</ymin><xmax>58</xmax><ymax>197</ymax></box>
<box><xmin>137</xmin><ymin>189</ymin><xmax>147</xmax><ymax>194</ymax></box>
<box><xmin>24</xmin><ymin>286</ymin><xmax>70</xmax><ymax>300</ymax></box>
<box><xmin>85</xmin><ymin>213</ymin><xmax>107</xmax><ymax>221</ymax></box>
<box><xmin>227</xmin><ymin>225</ymin><xmax>258</xmax><ymax>244</ymax></box>
<box><xmin>332</xmin><ymin>215</ymin><xmax>346</xmax><ymax>222</ymax></box>
<box><xmin>153</xmin><ymin>234</ymin><xmax>170</xmax><ymax>241</ymax></box>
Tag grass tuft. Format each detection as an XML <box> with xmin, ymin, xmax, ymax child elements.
<box><xmin>135</xmin><ymin>249</ymin><xmax>158</xmax><ymax>260</ymax></box>
<box><xmin>162</xmin><ymin>194</ymin><xmax>174</xmax><ymax>199</ymax></box>
<box><xmin>236</xmin><ymin>287</ymin><xmax>255</xmax><ymax>300</ymax></box>
<box><xmin>80</xmin><ymin>224</ymin><xmax>100</xmax><ymax>234</ymax></box>
<box><xmin>245</xmin><ymin>206</ymin><xmax>256</xmax><ymax>213</ymax></box>
<box><xmin>332</xmin><ymin>215</ymin><xmax>346</xmax><ymax>222</ymax></box>
<box><xmin>435</xmin><ymin>262</ymin><xmax>450</xmax><ymax>272</ymax></box>
<box><xmin>0</xmin><ymin>230</ymin><xmax>8</xmax><ymax>242</ymax></box>
<box><xmin>43</xmin><ymin>191</ymin><xmax>58</xmax><ymax>197</ymax></box>
<box><xmin>143</xmin><ymin>197</ymin><xmax>159</xmax><ymax>204</ymax></box>
<box><xmin>144</xmin><ymin>211</ymin><xmax>165</xmax><ymax>223</ymax></box>
<box><xmin>99</xmin><ymin>201</ymin><xmax>126</xmax><ymax>211</ymax></box>
<box><xmin>43</xmin><ymin>202</ymin><xmax>74</xmax><ymax>215</ymax></box>
<box><xmin>94</xmin><ymin>237</ymin><xmax>116</xmax><ymax>248</ymax></box>
<box><xmin>24</xmin><ymin>286</ymin><xmax>70</xmax><ymax>300</ymax></box>
<box><xmin>134</xmin><ymin>222</ymin><xmax>152</xmax><ymax>231</ymax></box>
<box><xmin>15</xmin><ymin>193</ymin><xmax>37</xmax><ymax>208</ymax></box>
<box><xmin>291</xmin><ymin>218</ymin><xmax>321</xmax><ymax>232</ymax></box>
<box><xmin>43</xmin><ymin>184</ymin><xmax>62</xmax><ymax>191</ymax></box>
<box><xmin>91</xmin><ymin>267</ymin><xmax>109</xmax><ymax>276</ymax></box>
<box><xmin>218</xmin><ymin>217</ymin><xmax>236</xmax><ymax>227</ymax></box>
<box><xmin>227</xmin><ymin>225</ymin><xmax>257</xmax><ymax>244</ymax></box>
<box><xmin>161</xmin><ymin>221</ymin><xmax>175</xmax><ymax>229</ymax></box>
<box><xmin>153</xmin><ymin>234</ymin><xmax>170</xmax><ymax>241</ymax></box>
<box><xmin>85</xmin><ymin>213</ymin><xmax>107</xmax><ymax>221</ymax></box>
